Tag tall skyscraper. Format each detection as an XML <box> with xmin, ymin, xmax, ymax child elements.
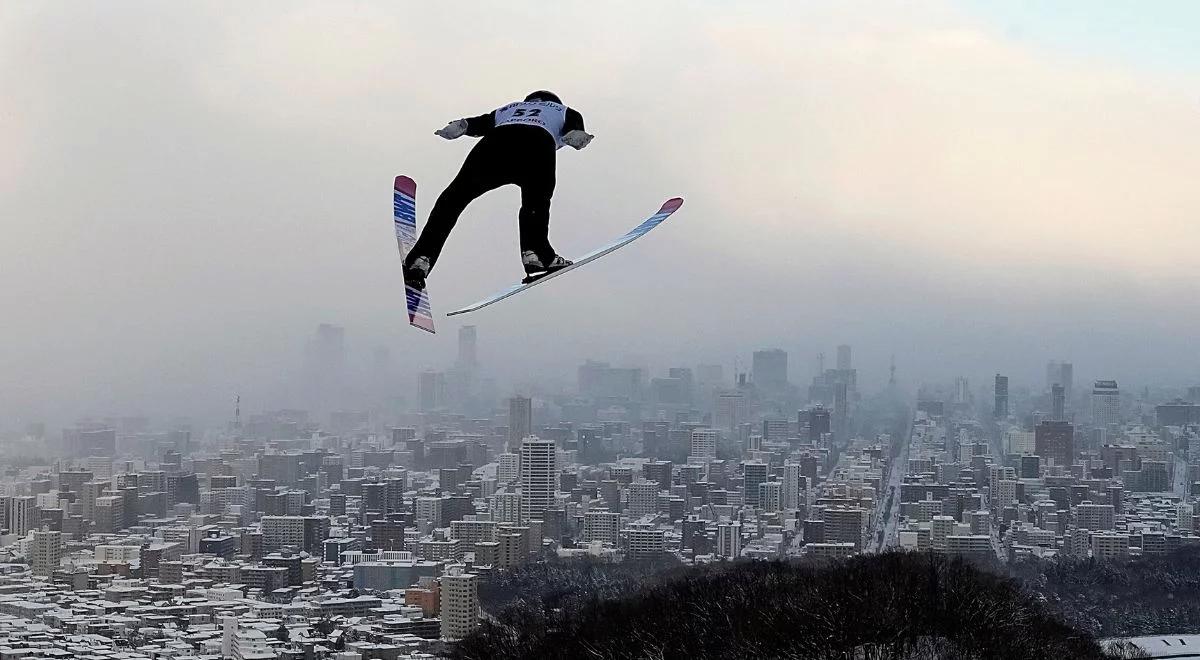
<box><xmin>953</xmin><ymin>377</ymin><xmax>971</xmax><ymax>405</ymax></box>
<box><xmin>833</xmin><ymin>382</ymin><xmax>849</xmax><ymax>443</ymax></box>
<box><xmin>836</xmin><ymin>344</ymin><xmax>852</xmax><ymax>371</ymax></box>
<box><xmin>993</xmin><ymin>374</ymin><xmax>1009</xmax><ymax>419</ymax></box>
<box><xmin>519</xmin><ymin>437</ymin><xmax>556</xmax><ymax>521</ymax></box>
<box><xmin>417</xmin><ymin>371</ymin><xmax>446</xmax><ymax>411</ymax></box>
<box><xmin>508</xmin><ymin>396</ymin><xmax>532</xmax><ymax>450</ymax></box>
<box><xmin>752</xmin><ymin>349</ymin><xmax>788</xmax><ymax>390</ymax></box>
<box><xmin>456</xmin><ymin>326</ymin><xmax>478</xmax><ymax>370</ymax></box>
<box><xmin>782</xmin><ymin>462</ymin><xmax>805</xmax><ymax>510</ymax></box>
<box><xmin>1051</xmin><ymin>384</ymin><xmax>1066</xmax><ymax>421</ymax></box>
<box><xmin>1046</xmin><ymin>360</ymin><xmax>1074</xmax><ymax>405</ymax></box>
<box><xmin>1092</xmin><ymin>380</ymin><xmax>1121</xmax><ymax>428</ymax></box>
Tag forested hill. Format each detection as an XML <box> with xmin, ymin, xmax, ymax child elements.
<box><xmin>454</xmin><ymin>552</ymin><xmax>1129</xmax><ymax>660</ymax></box>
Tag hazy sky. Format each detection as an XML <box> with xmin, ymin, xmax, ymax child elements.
<box><xmin>4</xmin><ymin>1</ymin><xmax>1200</xmax><ymax>428</ymax></box>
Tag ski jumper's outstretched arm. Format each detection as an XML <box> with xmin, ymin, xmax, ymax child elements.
<box><xmin>435</xmin><ymin>107</ymin><xmax>592</xmax><ymax>148</ymax></box>
<box><xmin>434</xmin><ymin>111</ymin><xmax>495</xmax><ymax>140</ymax></box>
<box><xmin>561</xmin><ymin>109</ymin><xmax>592</xmax><ymax>149</ymax></box>
<box><xmin>463</xmin><ymin>112</ymin><xmax>496</xmax><ymax>137</ymax></box>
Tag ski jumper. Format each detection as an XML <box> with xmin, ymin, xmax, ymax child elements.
<box><xmin>407</xmin><ymin>100</ymin><xmax>587</xmax><ymax>272</ymax></box>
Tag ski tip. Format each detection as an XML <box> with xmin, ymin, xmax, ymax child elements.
<box><xmin>394</xmin><ymin>176</ymin><xmax>416</xmax><ymax>197</ymax></box>
<box><xmin>660</xmin><ymin>197</ymin><xmax>684</xmax><ymax>213</ymax></box>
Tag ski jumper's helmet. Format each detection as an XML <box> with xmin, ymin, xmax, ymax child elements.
<box><xmin>525</xmin><ymin>90</ymin><xmax>562</xmax><ymax>104</ymax></box>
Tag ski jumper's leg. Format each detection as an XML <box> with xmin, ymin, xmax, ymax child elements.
<box><xmin>408</xmin><ymin>142</ymin><xmax>504</xmax><ymax>272</ymax></box>
<box><xmin>516</xmin><ymin>138</ymin><xmax>558</xmax><ymax>262</ymax></box>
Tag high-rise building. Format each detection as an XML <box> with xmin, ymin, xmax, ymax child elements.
<box><xmin>689</xmin><ymin>429</ymin><xmax>718</xmax><ymax>461</ymax></box>
<box><xmin>1076</xmin><ymin>503</ymin><xmax>1115</xmax><ymax>531</ymax></box>
<box><xmin>260</xmin><ymin>516</ymin><xmax>307</xmax><ymax>551</ymax></box>
<box><xmin>806</xmin><ymin>407</ymin><xmax>831</xmax><ymax>444</ymax></box>
<box><xmin>93</xmin><ymin>495</ymin><xmax>123</xmax><ymax>534</ymax></box>
<box><xmin>417</xmin><ymin>371</ymin><xmax>446</xmax><ymax>411</ymax></box>
<box><xmin>456</xmin><ymin>326</ymin><xmax>478</xmax><ymax>370</ymax></box>
<box><xmin>30</xmin><ymin>529</ymin><xmax>62</xmax><ymax>576</ymax></box>
<box><xmin>993</xmin><ymin>374</ymin><xmax>1009</xmax><ymax>419</ymax></box>
<box><xmin>1051</xmin><ymin>384</ymin><xmax>1066</xmax><ymax>421</ymax></box>
<box><xmin>643</xmin><ymin>460</ymin><xmax>673</xmax><ymax>491</ymax></box>
<box><xmin>714</xmin><ymin>392</ymin><xmax>748</xmax><ymax>431</ymax></box>
<box><xmin>577</xmin><ymin>361</ymin><xmax>643</xmax><ymax>400</ymax></box>
<box><xmin>782</xmin><ymin>462</ymin><xmax>805</xmax><ymax>510</ymax></box>
<box><xmin>823</xmin><ymin>507</ymin><xmax>869</xmax><ymax>551</ymax></box>
<box><xmin>439</xmin><ymin>565</ymin><xmax>480</xmax><ymax>641</ymax></box>
<box><xmin>1005</xmin><ymin>429</ymin><xmax>1035</xmax><ymax>455</ymax></box>
<box><xmin>1156</xmin><ymin>400</ymin><xmax>1200</xmax><ymax>427</ymax></box>
<box><xmin>508</xmin><ymin>397</ymin><xmax>532</xmax><ymax>450</ymax></box>
<box><xmin>761</xmin><ymin>419</ymin><xmax>790</xmax><ymax>443</ymax></box>
<box><xmin>583</xmin><ymin>510</ymin><xmax>621</xmax><ymax>546</ymax></box>
<box><xmin>1091</xmin><ymin>380</ymin><xmax>1120</xmax><ymax>428</ymax></box>
<box><xmin>1090</xmin><ymin>532</ymin><xmax>1130</xmax><ymax>560</ymax></box>
<box><xmin>7</xmin><ymin>496</ymin><xmax>35</xmax><ymax>537</ymax></box>
<box><xmin>519</xmin><ymin>437</ymin><xmax>556</xmax><ymax>521</ymax></box>
<box><xmin>491</xmin><ymin>491</ymin><xmax>522</xmax><ymax>525</ymax></box>
<box><xmin>716</xmin><ymin>521</ymin><xmax>742</xmax><ymax>559</ymax></box>
<box><xmin>752</xmin><ymin>349</ymin><xmax>788</xmax><ymax>390</ymax></box>
<box><xmin>625</xmin><ymin>528</ymin><xmax>665</xmax><ymax>560</ymax></box>
<box><xmin>836</xmin><ymin>345</ymin><xmax>852</xmax><ymax>371</ymax></box>
<box><xmin>833</xmin><ymin>382</ymin><xmax>849</xmax><ymax>443</ymax></box>
<box><xmin>758</xmin><ymin>481</ymin><xmax>782</xmax><ymax>513</ymax></box>
<box><xmin>953</xmin><ymin>377</ymin><xmax>971</xmax><ymax>406</ymax></box>
<box><xmin>742</xmin><ymin>461</ymin><xmax>769</xmax><ymax>508</ymax></box>
<box><xmin>626</xmin><ymin>481</ymin><xmax>660</xmax><ymax>517</ymax></box>
<box><xmin>1035</xmin><ymin>421</ymin><xmax>1075</xmax><ymax>467</ymax></box>
<box><xmin>86</xmin><ymin>456</ymin><xmax>113</xmax><ymax>481</ymax></box>
<box><xmin>930</xmin><ymin>516</ymin><xmax>955</xmax><ymax>552</ymax></box>
<box><xmin>497</xmin><ymin>453</ymin><xmax>520</xmax><ymax>485</ymax></box>
<box><xmin>1046</xmin><ymin>361</ymin><xmax>1073</xmax><ymax>405</ymax></box>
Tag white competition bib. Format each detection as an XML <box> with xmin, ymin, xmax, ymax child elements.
<box><xmin>493</xmin><ymin>101</ymin><xmax>568</xmax><ymax>148</ymax></box>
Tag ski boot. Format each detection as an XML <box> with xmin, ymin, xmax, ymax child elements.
<box><xmin>404</xmin><ymin>255</ymin><xmax>430</xmax><ymax>290</ymax></box>
<box><xmin>522</xmin><ymin>250</ymin><xmax>573</xmax><ymax>283</ymax></box>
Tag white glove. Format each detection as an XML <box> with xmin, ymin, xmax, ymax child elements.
<box><xmin>434</xmin><ymin>119</ymin><xmax>469</xmax><ymax>140</ymax></box>
<box><xmin>562</xmin><ymin>129</ymin><xmax>594</xmax><ymax>150</ymax></box>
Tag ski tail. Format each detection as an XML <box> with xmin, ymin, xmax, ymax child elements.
<box><xmin>393</xmin><ymin>175</ymin><xmax>435</xmax><ymax>333</ymax></box>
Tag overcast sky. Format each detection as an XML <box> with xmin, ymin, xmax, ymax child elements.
<box><xmin>3</xmin><ymin>1</ymin><xmax>1200</xmax><ymax>428</ymax></box>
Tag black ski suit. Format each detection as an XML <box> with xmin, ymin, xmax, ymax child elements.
<box><xmin>407</xmin><ymin>104</ymin><xmax>587</xmax><ymax>273</ymax></box>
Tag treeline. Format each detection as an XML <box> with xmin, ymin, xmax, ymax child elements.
<box><xmin>457</xmin><ymin>552</ymin><xmax>1115</xmax><ymax>660</ymax></box>
<box><xmin>1009</xmin><ymin>545</ymin><xmax>1200</xmax><ymax>638</ymax></box>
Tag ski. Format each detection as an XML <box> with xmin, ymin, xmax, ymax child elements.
<box><xmin>393</xmin><ymin>175</ymin><xmax>435</xmax><ymax>333</ymax></box>
<box><xmin>447</xmin><ymin>197</ymin><xmax>683</xmax><ymax>316</ymax></box>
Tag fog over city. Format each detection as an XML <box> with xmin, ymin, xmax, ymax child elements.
<box><xmin>5</xmin><ymin>1</ymin><xmax>1200</xmax><ymax>428</ymax></box>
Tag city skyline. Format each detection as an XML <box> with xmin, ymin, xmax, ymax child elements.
<box><xmin>6</xmin><ymin>2</ymin><xmax>1200</xmax><ymax>427</ymax></box>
